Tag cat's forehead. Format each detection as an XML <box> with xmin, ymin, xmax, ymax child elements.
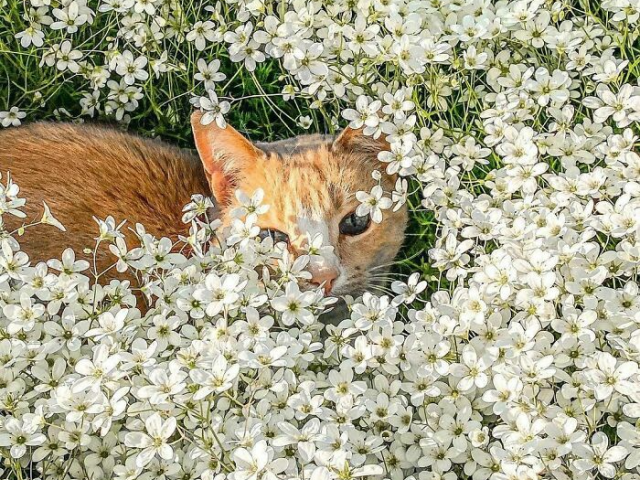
<box><xmin>240</xmin><ymin>138</ymin><xmax>377</xmax><ymax>216</ymax></box>
<box><xmin>256</xmin><ymin>134</ymin><xmax>335</xmax><ymax>157</ymax></box>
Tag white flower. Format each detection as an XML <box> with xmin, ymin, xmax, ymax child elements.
<box><xmin>194</xmin><ymin>273</ymin><xmax>245</xmax><ymax>317</ymax></box>
<box><xmin>273</xmin><ymin>418</ymin><xmax>322</xmax><ymax>463</ymax></box>
<box><xmin>450</xmin><ymin>345</ymin><xmax>490</xmax><ymax>391</ymax></box>
<box><xmin>73</xmin><ymin>344</ymin><xmax>120</xmax><ymax>392</ymax></box>
<box><xmin>324</xmin><ymin>367</ymin><xmax>367</xmax><ymax>405</ymax></box>
<box><xmin>229</xmin><ymin>440</ymin><xmax>288</xmax><ymax>480</ymax></box>
<box><xmin>3</xmin><ymin>293</ymin><xmax>45</xmax><ymax>334</ymax></box>
<box><xmin>587</xmin><ymin>352</ymin><xmax>639</xmax><ymax>400</ymax></box>
<box><xmin>231</xmin><ymin>188</ymin><xmax>269</xmax><ymax>220</ymax></box>
<box><xmin>15</xmin><ymin>25</ymin><xmax>45</xmax><ymax>48</ymax></box>
<box><xmin>194</xmin><ymin>58</ymin><xmax>226</xmax><ymax>90</ymax></box>
<box><xmin>482</xmin><ymin>374</ymin><xmax>523</xmax><ymax>415</ymax></box>
<box><xmin>136</xmin><ymin>367</ymin><xmax>187</xmax><ymax>404</ymax></box>
<box><xmin>619</xmin><ymin>421</ymin><xmax>640</xmax><ymax>469</ymax></box>
<box><xmin>47</xmin><ymin>248</ymin><xmax>90</xmax><ymax>278</ymax></box>
<box><xmin>43</xmin><ymin>309</ymin><xmax>88</xmax><ymax>351</ymax></box>
<box><xmin>0</xmin><ymin>107</ymin><xmax>26</xmax><ymax>127</ymax></box>
<box><xmin>271</xmin><ymin>281</ymin><xmax>316</xmax><ymax>325</ymax></box>
<box><xmin>115</xmin><ymin>51</ymin><xmax>149</xmax><ymax>85</ymax></box>
<box><xmin>391</xmin><ymin>272</ymin><xmax>427</xmax><ymax>305</ymax></box>
<box><xmin>297</xmin><ymin>115</ymin><xmax>313</xmax><ymax>129</ymax></box>
<box><xmin>187</xmin><ymin>21</ymin><xmax>220</xmax><ymax>51</ymax></box>
<box><xmin>124</xmin><ymin>413</ymin><xmax>177</xmax><ymax>468</ymax></box>
<box><xmin>574</xmin><ymin>432</ymin><xmax>628</xmax><ymax>478</ymax></box>
<box><xmin>355</xmin><ymin>185</ymin><xmax>392</xmax><ymax>224</ymax></box>
<box><xmin>51</xmin><ymin>2</ymin><xmax>88</xmax><ymax>33</ymax></box>
<box><xmin>40</xmin><ymin>201</ymin><xmax>66</xmax><ymax>231</ymax></box>
<box><xmin>189</xmin><ymin>355</ymin><xmax>239</xmax><ymax>400</ymax></box>
<box><xmin>584</xmin><ymin>84</ymin><xmax>640</xmax><ymax>127</ymax></box>
<box><xmin>342</xmin><ymin>95</ymin><xmax>382</xmax><ymax>132</ymax></box>
<box><xmin>0</xmin><ymin>418</ymin><xmax>46</xmax><ymax>458</ymax></box>
<box><xmin>543</xmin><ymin>417</ymin><xmax>585</xmax><ymax>456</ymax></box>
<box><xmin>85</xmin><ymin>309</ymin><xmax>128</xmax><ymax>340</ymax></box>
<box><xmin>192</xmin><ymin>90</ymin><xmax>231</xmax><ymax>128</ymax></box>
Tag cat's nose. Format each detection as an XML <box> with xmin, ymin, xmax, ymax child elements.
<box><xmin>310</xmin><ymin>268</ymin><xmax>339</xmax><ymax>295</ymax></box>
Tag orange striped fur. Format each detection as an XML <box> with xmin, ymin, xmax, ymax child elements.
<box><xmin>0</xmin><ymin>117</ymin><xmax>407</xmax><ymax>296</ymax></box>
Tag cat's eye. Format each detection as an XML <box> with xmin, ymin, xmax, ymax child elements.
<box><xmin>258</xmin><ymin>228</ymin><xmax>289</xmax><ymax>244</ymax></box>
<box><xmin>339</xmin><ymin>211</ymin><xmax>371</xmax><ymax>236</ymax></box>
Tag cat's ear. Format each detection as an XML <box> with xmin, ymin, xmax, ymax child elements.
<box><xmin>191</xmin><ymin>110</ymin><xmax>264</xmax><ymax>204</ymax></box>
<box><xmin>332</xmin><ymin>127</ymin><xmax>390</xmax><ymax>156</ymax></box>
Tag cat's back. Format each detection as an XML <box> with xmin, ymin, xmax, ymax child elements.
<box><xmin>0</xmin><ymin>121</ymin><xmax>199</xmax><ymax>186</ymax></box>
<box><xmin>0</xmin><ymin>122</ymin><xmax>209</xmax><ymax>267</ymax></box>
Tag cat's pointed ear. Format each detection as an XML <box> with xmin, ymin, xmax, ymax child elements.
<box><xmin>332</xmin><ymin>127</ymin><xmax>390</xmax><ymax>156</ymax></box>
<box><xmin>191</xmin><ymin>110</ymin><xmax>264</xmax><ymax>204</ymax></box>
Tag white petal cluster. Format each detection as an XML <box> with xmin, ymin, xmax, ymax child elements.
<box><xmin>2</xmin><ymin>0</ymin><xmax>640</xmax><ymax>479</ymax></box>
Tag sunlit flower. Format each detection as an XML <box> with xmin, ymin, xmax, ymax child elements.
<box><xmin>124</xmin><ymin>413</ymin><xmax>177</xmax><ymax>467</ymax></box>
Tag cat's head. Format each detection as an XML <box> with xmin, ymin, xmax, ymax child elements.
<box><xmin>191</xmin><ymin>111</ymin><xmax>407</xmax><ymax>298</ymax></box>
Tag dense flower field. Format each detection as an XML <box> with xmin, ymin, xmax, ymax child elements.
<box><xmin>1</xmin><ymin>0</ymin><xmax>640</xmax><ymax>479</ymax></box>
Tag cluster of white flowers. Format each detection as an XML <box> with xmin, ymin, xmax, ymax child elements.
<box><xmin>2</xmin><ymin>0</ymin><xmax>640</xmax><ymax>479</ymax></box>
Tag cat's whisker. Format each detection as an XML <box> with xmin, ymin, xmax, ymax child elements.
<box><xmin>368</xmin><ymin>260</ymin><xmax>412</xmax><ymax>273</ymax></box>
<box><xmin>373</xmin><ymin>272</ymin><xmax>409</xmax><ymax>280</ymax></box>
<box><xmin>365</xmin><ymin>270</ymin><xmax>406</xmax><ymax>280</ymax></box>
<box><xmin>368</xmin><ymin>283</ymin><xmax>397</xmax><ymax>291</ymax></box>
<box><xmin>369</xmin><ymin>249</ymin><xmax>425</xmax><ymax>272</ymax></box>
<box><xmin>367</xmin><ymin>278</ymin><xmax>391</xmax><ymax>290</ymax></box>
<box><xmin>366</xmin><ymin>285</ymin><xmax>395</xmax><ymax>296</ymax></box>
<box><xmin>366</xmin><ymin>270</ymin><xmax>405</xmax><ymax>278</ymax></box>
<box><xmin>368</xmin><ymin>262</ymin><xmax>398</xmax><ymax>272</ymax></box>
<box><xmin>367</xmin><ymin>275</ymin><xmax>400</xmax><ymax>283</ymax></box>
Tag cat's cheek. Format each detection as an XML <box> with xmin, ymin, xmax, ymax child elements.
<box><xmin>329</xmin><ymin>269</ymin><xmax>349</xmax><ymax>296</ymax></box>
<box><xmin>335</xmin><ymin>239</ymin><xmax>379</xmax><ymax>293</ymax></box>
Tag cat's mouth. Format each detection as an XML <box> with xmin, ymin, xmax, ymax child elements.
<box><xmin>299</xmin><ymin>279</ymin><xmax>352</xmax><ymax>299</ymax></box>
<box><xmin>296</xmin><ymin>261</ymin><xmax>396</xmax><ymax>305</ymax></box>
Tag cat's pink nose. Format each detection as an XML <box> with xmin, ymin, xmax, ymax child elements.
<box><xmin>310</xmin><ymin>268</ymin><xmax>339</xmax><ymax>295</ymax></box>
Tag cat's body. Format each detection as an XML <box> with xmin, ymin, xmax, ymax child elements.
<box><xmin>0</xmin><ymin>116</ymin><xmax>408</xmax><ymax>298</ymax></box>
<box><xmin>0</xmin><ymin>122</ymin><xmax>209</xmax><ymax>270</ymax></box>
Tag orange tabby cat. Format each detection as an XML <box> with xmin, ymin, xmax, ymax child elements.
<box><xmin>0</xmin><ymin>113</ymin><xmax>407</xmax><ymax>297</ymax></box>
